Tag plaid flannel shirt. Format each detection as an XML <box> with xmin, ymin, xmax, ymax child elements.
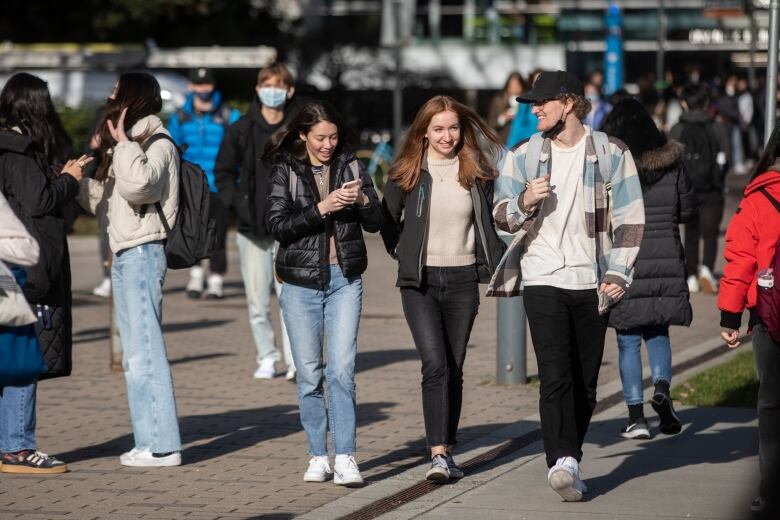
<box><xmin>487</xmin><ymin>127</ymin><xmax>645</xmax><ymax>297</ymax></box>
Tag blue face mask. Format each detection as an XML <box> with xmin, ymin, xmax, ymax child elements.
<box><xmin>258</xmin><ymin>87</ymin><xmax>288</xmax><ymax>108</ymax></box>
<box><xmin>194</xmin><ymin>91</ymin><xmax>214</xmax><ymax>102</ymax></box>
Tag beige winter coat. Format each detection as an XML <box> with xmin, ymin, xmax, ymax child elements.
<box><xmin>77</xmin><ymin>115</ymin><xmax>179</xmax><ymax>254</ymax></box>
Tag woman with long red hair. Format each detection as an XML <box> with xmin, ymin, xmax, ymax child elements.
<box><xmin>381</xmin><ymin>96</ymin><xmax>505</xmax><ymax>482</ymax></box>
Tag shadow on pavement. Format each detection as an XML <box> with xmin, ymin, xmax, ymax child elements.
<box><xmin>57</xmin><ymin>401</ymin><xmax>393</xmax><ymax>466</ymax></box>
<box><xmin>585</xmin><ymin>407</ymin><xmax>758</xmax><ymax>502</ymax></box>
<box><xmin>356</xmin><ymin>348</ymin><xmax>418</xmax><ymax>373</ymax></box>
<box><xmin>72</xmin><ymin>319</ymin><xmax>234</xmax><ymax>343</ymax></box>
<box><xmin>170</xmin><ymin>352</ymin><xmax>235</xmax><ymax>366</ymax></box>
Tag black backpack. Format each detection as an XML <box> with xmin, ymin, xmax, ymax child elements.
<box><xmin>141</xmin><ymin>133</ymin><xmax>216</xmax><ymax>269</ymax></box>
<box><xmin>678</xmin><ymin>121</ymin><xmax>721</xmax><ymax>192</ymax></box>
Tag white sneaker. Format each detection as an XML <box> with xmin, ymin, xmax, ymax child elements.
<box><xmin>186</xmin><ymin>266</ymin><xmax>204</xmax><ymax>299</ymax></box>
<box><xmin>698</xmin><ymin>265</ymin><xmax>719</xmax><ymax>294</ymax></box>
<box><xmin>334</xmin><ymin>454</ymin><xmax>364</xmax><ymax>487</ymax></box>
<box><xmin>92</xmin><ymin>277</ymin><xmax>111</xmax><ymax>298</ymax></box>
<box><xmin>686</xmin><ymin>275</ymin><xmax>700</xmax><ymax>293</ymax></box>
<box><xmin>548</xmin><ymin>456</ymin><xmax>584</xmax><ymax>502</ymax></box>
<box><xmin>119</xmin><ymin>447</ymin><xmax>181</xmax><ymax>467</ymax></box>
<box><xmin>285</xmin><ymin>367</ymin><xmax>296</xmax><ymax>382</ymax></box>
<box><xmin>205</xmin><ymin>274</ymin><xmax>224</xmax><ymax>299</ymax></box>
<box><xmin>303</xmin><ymin>456</ymin><xmax>332</xmax><ymax>482</ymax></box>
<box><xmin>253</xmin><ymin>358</ymin><xmax>276</xmax><ymax>379</ymax></box>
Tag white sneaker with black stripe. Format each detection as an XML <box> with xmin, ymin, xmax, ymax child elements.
<box><xmin>620</xmin><ymin>417</ymin><xmax>651</xmax><ymax>439</ymax></box>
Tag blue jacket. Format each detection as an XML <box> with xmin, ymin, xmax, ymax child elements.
<box><xmin>167</xmin><ymin>91</ymin><xmax>240</xmax><ymax>192</ymax></box>
<box><xmin>506</xmin><ymin>104</ymin><xmax>537</xmax><ymax>149</ymax></box>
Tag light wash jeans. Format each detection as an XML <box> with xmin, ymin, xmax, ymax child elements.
<box><xmin>280</xmin><ymin>265</ymin><xmax>362</xmax><ymax>456</ymax></box>
<box><xmin>616</xmin><ymin>326</ymin><xmax>673</xmax><ymax>406</ymax></box>
<box><xmin>0</xmin><ymin>382</ymin><xmax>37</xmax><ymax>452</ymax></box>
<box><xmin>236</xmin><ymin>233</ymin><xmax>293</xmax><ymax>368</ymax></box>
<box><xmin>112</xmin><ymin>241</ymin><xmax>181</xmax><ymax>453</ymax></box>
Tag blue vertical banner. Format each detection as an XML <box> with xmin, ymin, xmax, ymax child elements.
<box><xmin>604</xmin><ymin>1</ymin><xmax>624</xmax><ymax>95</ymax></box>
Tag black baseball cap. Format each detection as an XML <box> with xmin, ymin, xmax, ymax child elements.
<box><xmin>189</xmin><ymin>67</ymin><xmax>216</xmax><ymax>85</ymax></box>
<box><xmin>517</xmin><ymin>70</ymin><xmax>584</xmax><ymax>103</ymax></box>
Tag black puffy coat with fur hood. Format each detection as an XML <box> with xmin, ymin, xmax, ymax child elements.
<box><xmin>609</xmin><ymin>140</ymin><xmax>698</xmax><ymax>330</ymax></box>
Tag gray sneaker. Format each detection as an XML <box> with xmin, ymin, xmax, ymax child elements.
<box><xmin>445</xmin><ymin>452</ymin><xmax>464</xmax><ymax>479</ymax></box>
<box><xmin>425</xmin><ymin>454</ymin><xmax>449</xmax><ymax>482</ymax></box>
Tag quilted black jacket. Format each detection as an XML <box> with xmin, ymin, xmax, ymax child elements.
<box><xmin>265</xmin><ymin>150</ymin><xmax>383</xmax><ymax>288</ymax></box>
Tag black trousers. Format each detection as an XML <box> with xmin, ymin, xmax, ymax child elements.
<box><xmin>684</xmin><ymin>191</ymin><xmax>724</xmax><ymax>276</ymax></box>
<box><xmin>209</xmin><ymin>192</ymin><xmax>228</xmax><ymax>275</ymax></box>
<box><xmin>753</xmin><ymin>325</ymin><xmax>780</xmax><ymax>502</ymax></box>
<box><xmin>523</xmin><ymin>285</ymin><xmax>608</xmax><ymax>468</ymax></box>
<box><xmin>401</xmin><ymin>265</ymin><xmax>480</xmax><ymax>448</ymax></box>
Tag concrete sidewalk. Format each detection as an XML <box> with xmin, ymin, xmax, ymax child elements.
<box><xmin>389</xmin><ymin>406</ymin><xmax>758</xmax><ymax>520</ymax></box>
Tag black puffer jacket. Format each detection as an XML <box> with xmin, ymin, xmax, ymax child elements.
<box><xmin>0</xmin><ymin>130</ymin><xmax>79</xmax><ymax>379</ymax></box>
<box><xmin>380</xmin><ymin>156</ymin><xmax>507</xmax><ymax>288</ymax></box>
<box><xmin>609</xmin><ymin>140</ymin><xmax>698</xmax><ymax>330</ymax></box>
<box><xmin>265</xmin><ymin>150</ymin><xmax>384</xmax><ymax>288</ymax></box>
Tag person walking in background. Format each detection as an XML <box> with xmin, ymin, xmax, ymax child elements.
<box><xmin>583</xmin><ymin>81</ymin><xmax>611</xmax><ymax>130</ymax></box>
<box><xmin>381</xmin><ymin>96</ymin><xmax>505</xmax><ymax>483</ymax></box>
<box><xmin>77</xmin><ymin>72</ymin><xmax>182</xmax><ymax>467</ymax></box>
<box><xmin>600</xmin><ymin>99</ymin><xmax>697</xmax><ymax>440</ymax></box>
<box><xmin>0</xmin><ymin>72</ymin><xmax>90</xmax><ymax>474</ymax></box>
<box><xmin>264</xmin><ymin>101</ymin><xmax>383</xmax><ymax>487</ymax></box>
<box><xmin>506</xmin><ymin>73</ymin><xmax>539</xmax><ymax>149</ymax></box>
<box><xmin>169</xmin><ymin>68</ymin><xmax>240</xmax><ymax>300</ymax></box>
<box><xmin>670</xmin><ymin>83</ymin><xmax>729</xmax><ymax>295</ymax></box>
<box><xmin>718</xmin><ymin>124</ymin><xmax>780</xmax><ymax>518</ymax></box>
<box><xmin>488</xmin><ymin>72</ymin><xmax>525</xmax><ymax>145</ymax></box>
<box><xmin>214</xmin><ymin>63</ymin><xmax>298</xmax><ymax>380</ymax></box>
<box><xmin>718</xmin><ymin>75</ymin><xmax>748</xmax><ymax>176</ymax></box>
<box><xmin>489</xmin><ymin>70</ymin><xmax>644</xmax><ymax>501</ymax></box>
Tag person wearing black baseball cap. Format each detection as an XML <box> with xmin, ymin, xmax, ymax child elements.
<box><xmin>488</xmin><ymin>69</ymin><xmax>645</xmax><ymax>501</ymax></box>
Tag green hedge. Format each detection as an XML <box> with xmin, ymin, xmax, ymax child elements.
<box><xmin>58</xmin><ymin>100</ymin><xmax>250</xmax><ymax>152</ymax></box>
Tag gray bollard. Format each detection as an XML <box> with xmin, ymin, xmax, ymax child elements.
<box><xmin>496</xmin><ymin>296</ymin><xmax>527</xmax><ymax>384</ymax></box>
<box><xmin>496</xmin><ymin>237</ymin><xmax>527</xmax><ymax>385</ymax></box>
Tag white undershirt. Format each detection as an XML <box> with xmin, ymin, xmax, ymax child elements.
<box><xmin>521</xmin><ymin>133</ymin><xmax>597</xmax><ymax>289</ymax></box>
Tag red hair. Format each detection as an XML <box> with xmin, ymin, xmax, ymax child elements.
<box><xmin>390</xmin><ymin>96</ymin><xmax>503</xmax><ymax>192</ymax></box>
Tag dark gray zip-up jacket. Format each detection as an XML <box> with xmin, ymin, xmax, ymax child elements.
<box><xmin>380</xmin><ymin>158</ymin><xmax>506</xmax><ymax>288</ymax></box>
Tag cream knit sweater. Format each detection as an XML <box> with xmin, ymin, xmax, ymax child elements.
<box><xmin>424</xmin><ymin>156</ymin><xmax>476</xmax><ymax>267</ymax></box>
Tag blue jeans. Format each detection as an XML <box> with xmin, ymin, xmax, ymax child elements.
<box><xmin>0</xmin><ymin>382</ymin><xmax>36</xmax><ymax>452</ymax></box>
<box><xmin>616</xmin><ymin>326</ymin><xmax>672</xmax><ymax>406</ymax></box>
<box><xmin>280</xmin><ymin>265</ymin><xmax>362</xmax><ymax>456</ymax></box>
<box><xmin>112</xmin><ymin>241</ymin><xmax>181</xmax><ymax>453</ymax></box>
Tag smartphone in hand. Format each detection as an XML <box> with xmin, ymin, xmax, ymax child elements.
<box><xmin>341</xmin><ymin>179</ymin><xmax>361</xmax><ymax>190</ymax></box>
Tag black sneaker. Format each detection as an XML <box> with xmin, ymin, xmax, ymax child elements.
<box><xmin>425</xmin><ymin>454</ymin><xmax>449</xmax><ymax>482</ymax></box>
<box><xmin>0</xmin><ymin>450</ymin><xmax>67</xmax><ymax>474</ymax></box>
<box><xmin>620</xmin><ymin>417</ymin><xmax>651</xmax><ymax>439</ymax></box>
<box><xmin>445</xmin><ymin>452</ymin><xmax>464</xmax><ymax>479</ymax></box>
<box><xmin>651</xmin><ymin>390</ymin><xmax>682</xmax><ymax>435</ymax></box>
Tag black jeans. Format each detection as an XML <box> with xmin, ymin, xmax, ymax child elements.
<box><xmin>523</xmin><ymin>285</ymin><xmax>608</xmax><ymax>468</ymax></box>
<box><xmin>684</xmin><ymin>191</ymin><xmax>724</xmax><ymax>276</ymax></box>
<box><xmin>401</xmin><ymin>265</ymin><xmax>480</xmax><ymax>448</ymax></box>
<box><xmin>753</xmin><ymin>325</ymin><xmax>780</xmax><ymax>501</ymax></box>
<box><xmin>209</xmin><ymin>192</ymin><xmax>228</xmax><ymax>275</ymax></box>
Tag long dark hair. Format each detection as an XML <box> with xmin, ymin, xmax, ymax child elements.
<box><xmin>390</xmin><ymin>95</ymin><xmax>503</xmax><ymax>192</ymax></box>
<box><xmin>751</xmin><ymin>120</ymin><xmax>780</xmax><ymax>181</ymax></box>
<box><xmin>600</xmin><ymin>98</ymin><xmax>666</xmax><ymax>164</ymax></box>
<box><xmin>95</xmin><ymin>72</ymin><xmax>163</xmax><ymax>180</ymax></box>
<box><xmin>262</xmin><ymin>100</ymin><xmax>355</xmax><ymax>165</ymax></box>
<box><xmin>0</xmin><ymin>72</ymin><xmax>73</xmax><ymax>172</ymax></box>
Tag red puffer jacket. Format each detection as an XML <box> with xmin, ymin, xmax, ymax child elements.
<box><xmin>718</xmin><ymin>170</ymin><xmax>780</xmax><ymax>330</ymax></box>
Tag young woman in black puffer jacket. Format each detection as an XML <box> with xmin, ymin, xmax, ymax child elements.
<box><xmin>600</xmin><ymin>98</ymin><xmax>698</xmax><ymax>440</ymax></box>
<box><xmin>264</xmin><ymin>101</ymin><xmax>383</xmax><ymax>487</ymax></box>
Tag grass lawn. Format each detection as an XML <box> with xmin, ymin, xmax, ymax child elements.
<box><xmin>671</xmin><ymin>348</ymin><xmax>759</xmax><ymax>408</ymax></box>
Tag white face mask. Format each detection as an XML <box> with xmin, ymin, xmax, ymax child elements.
<box><xmin>258</xmin><ymin>87</ymin><xmax>288</xmax><ymax>108</ymax></box>
<box><xmin>725</xmin><ymin>85</ymin><xmax>736</xmax><ymax>96</ymax></box>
